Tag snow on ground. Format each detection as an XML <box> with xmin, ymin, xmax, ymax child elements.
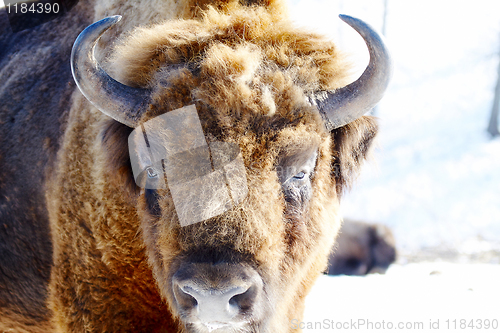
<box><xmin>303</xmin><ymin>263</ymin><xmax>500</xmax><ymax>332</ymax></box>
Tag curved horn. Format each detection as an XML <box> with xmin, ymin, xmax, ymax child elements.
<box><xmin>71</xmin><ymin>16</ymin><xmax>150</xmax><ymax>128</ymax></box>
<box><xmin>317</xmin><ymin>15</ymin><xmax>392</xmax><ymax>131</ymax></box>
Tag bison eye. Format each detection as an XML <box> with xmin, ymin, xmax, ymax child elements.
<box><xmin>292</xmin><ymin>171</ymin><xmax>306</xmax><ymax>180</ymax></box>
<box><xmin>280</xmin><ymin>150</ymin><xmax>317</xmax><ymax>186</ymax></box>
<box><xmin>280</xmin><ymin>150</ymin><xmax>318</xmax><ymax>207</ymax></box>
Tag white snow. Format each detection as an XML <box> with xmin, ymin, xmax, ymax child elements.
<box><xmin>302</xmin><ymin>263</ymin><xmax>500</xmax><ymax>332</ymax></box>
<box><xmin>288</xmin><ymin>1</ymin><xmax>500</xmax><ymax>331</ymax></box>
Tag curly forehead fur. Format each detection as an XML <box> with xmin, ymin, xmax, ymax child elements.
<box><xmin>108</xmin><ymin>3</ymin><xmax>351</xmax><ymax>121</ymax></box>
<box><xmin>105</xmin><ymin>2</ymin><xmax>376</xmax><ymax>196</ymax></box>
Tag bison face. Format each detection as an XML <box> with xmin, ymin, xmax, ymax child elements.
<box><xmin>134</xmin><ymin>120</ymin><xmax>336</xmax><ymax>332</ymax></box>
<box><xmin>70</xmin><ymin>6</ymin><xmax>390</xmax><ymax>333</ymax></box>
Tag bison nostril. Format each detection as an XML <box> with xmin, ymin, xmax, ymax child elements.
<box><xmin>229</xmin><ymin>285</ymin><xmax>256</xmax><ymax>313</ymax></box>
<box><xmin>173</xmin><ymin>284</ymin><xmax>198</xmax><ymax>311</ymax></box>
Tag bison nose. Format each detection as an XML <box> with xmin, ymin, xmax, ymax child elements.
<box><xmin>172</xmin><ymin>262</ymin><xmax>263</xmax><ymax>325</ymax></box>
<box><xmin>176</xmin><ymin>284</ymin><xmax>253</xmax><ymax>322</ymax></box>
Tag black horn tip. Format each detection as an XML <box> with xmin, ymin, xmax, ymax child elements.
<box><xmin>102</xmin><ymin>15</ymin><xmax>122</xmax><ymax>28</ymax></box>
<box><xmin>109</xmin><ymin>15</ymin><xmax>123</xmax><ymax>23</ymax></box>
<box><xmin>338</xmin><ymin>14</ymin><xmax>354</xmax><ymax>23</ymax></box>
<box><xmin>338</xmin><ymin>15</ymin><xmax>366</xmax><ymax>32</ymax></box>
<box><xmin>96</xmin><ymin>15</ymin><xmax>123</xmax><ymax>27</ymax></box>
<box><xmin>338</xmin><ymin>14</ymin><xmax>386</xmax><ymax>48</ymax></box>
<box><xmin>338</xmin><ymin>15</ymin><xmax>378</xmax><ymax>36</ymax></box>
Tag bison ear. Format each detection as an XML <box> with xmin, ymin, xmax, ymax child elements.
<box><xmin>330</xmin><ymin>116</ymin><xmax>378</xmax><ymax>197</ymax></box>
<box><xmin>101</xmin><ymin>120</ymin><xmax>140</xmax><ymax>199</ymax></box>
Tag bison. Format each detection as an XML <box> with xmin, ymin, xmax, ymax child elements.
<box><xmin>326</xmin><ymin>219</ymin><xmax>396</xmax><ymax>276</ymax></box>
<box><xmin>0</xmin><ymin>0</ymin><xmax>391</xmax><ymax>332</ymax></box>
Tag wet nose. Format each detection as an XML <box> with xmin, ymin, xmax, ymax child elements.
<box><xmin>172</xmin><ymin>262</ymin><xmax>263</xmax><ymax>324</ymax></box>
<box><xmin>176</xmin><ymin>284</ymin><xmax>255</xmax><ymax>323</ymax></box>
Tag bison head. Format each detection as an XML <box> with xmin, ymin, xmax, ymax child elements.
<box><xmin>69</xmin><ymin>5</ymin><xmax>390</xmax><ymax>332</ymax></box>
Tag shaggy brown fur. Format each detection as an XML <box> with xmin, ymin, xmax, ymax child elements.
<box><xmin>0</xmin><ymin>2</ymin><xmax>95</xmax><ymax>332</ymax></box>
<box><xmin>0</xmin><ymin>0</ymin><xmax>378</xmax><ymax>332</ymax></box>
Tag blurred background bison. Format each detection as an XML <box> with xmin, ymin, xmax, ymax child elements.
<box><xmin>326</xmin><ymin>219</ymin><xmax>396</xmax><ymax>276</ymax></box>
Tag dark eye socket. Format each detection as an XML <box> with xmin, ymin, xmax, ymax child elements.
<box><xmin>292</xmin><ymin>171</ymin><xmax>306</xmax><ymax>180</ymax></box>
